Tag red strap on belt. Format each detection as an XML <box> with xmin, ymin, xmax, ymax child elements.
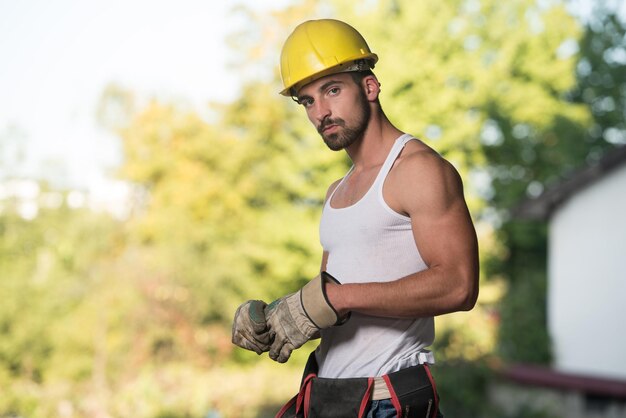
<box><xmin>423</xmin><ymin>364</ymin><xmax>439</xmax><ymax>418</ymax></box>
<box><xmin>358</xmin><ymin>378</ymin><xmax>375</xmax><ymax>418</ymax></box>
<box><xmin>296</xmin><ymin>372</ymin><xmax>316</xmax><ymax>418</ymax></box>
<box><xmin>382</xmin><ymin>374</ymin><xmax>403</xmax><ymax>417</ymax></box>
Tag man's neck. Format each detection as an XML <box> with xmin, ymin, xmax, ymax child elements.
<box><xmin>344</xmin><ymin>111</ymin><xmax>404</xmax><ymax>170</ymax></box>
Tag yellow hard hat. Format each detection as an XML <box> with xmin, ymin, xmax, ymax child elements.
<box><xmin>279</xmin><ymin>19</ymin><xmax>378</xmax><ymax>96</ymax></box>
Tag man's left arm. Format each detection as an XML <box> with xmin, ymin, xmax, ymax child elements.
<box><xmin>326</xmin><ymin>151</ymin><xmax>479</xmax><ymax>318</ymax></box>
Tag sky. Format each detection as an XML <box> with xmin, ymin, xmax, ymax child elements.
<box><xmin>0</xmin><ymin>0</ymin><xmax>289</xmax><ymax>198</ymax></box>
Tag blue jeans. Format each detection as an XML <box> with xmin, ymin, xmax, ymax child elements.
<box><xmin>365</xmin><ymin>399</ymin><xmax>444</xmax><ymax>418</ymax></box>
<box><xmin>366</xmin><ymin>400</ymin><xmax>397</xmax><ymax>418</ymax></box>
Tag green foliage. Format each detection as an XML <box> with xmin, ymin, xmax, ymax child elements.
<box><xmin>569</xmin><ymin>7</ymin><xmax>626</xmax><ymax>149</ymax></box>
<box><xmin>497</xmin><ymin>269</ymin><xmax>552</xmax><ymax>364</ymax></box>
<box><xmin>117</xmin><ymin>91</ymin><xmax>346</xmax><ymax>326</ymax></box>
<box><xmin>0</xmin><ymin>195</ymin><xmax>125</xmax><ymax>416</ymax></box>
<box><xmin>431</xmin><ymin>358</ymin><xmax>494</xmax><ymax>418</ymax></box>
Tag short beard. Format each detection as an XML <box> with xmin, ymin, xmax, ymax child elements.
<box><xmin>317</xmin><ymin>92</ymin><xmax>371</xmax><ymax>151</ymax></box>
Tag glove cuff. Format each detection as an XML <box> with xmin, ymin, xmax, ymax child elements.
<box><xmin>300</xmin><ymin>271</ymin><xmax>348</xmax><ymax>329</ymax></box>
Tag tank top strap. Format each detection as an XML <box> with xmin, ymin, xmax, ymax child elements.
<box><xmin>373</xmin><ymin>133</ymin><xmax>415</xmax><ymax>189</ymax></box>
<box><xmin>325</xmin><ymin>165</ymin><xmax>353</xmax><ymax>205</ymax></box>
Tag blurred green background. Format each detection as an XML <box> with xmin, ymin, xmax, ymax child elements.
<box><xmin>1</xmin><ymin>0</ymin><xmax>625</xmax><ymax>417</ymax></box>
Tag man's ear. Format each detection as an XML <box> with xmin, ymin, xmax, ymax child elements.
<box><xmin>362</xmin><ymin>75</ymin><xmax>381</xmax><ymax>101</ymax></box>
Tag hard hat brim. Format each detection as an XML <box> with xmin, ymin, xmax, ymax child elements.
<box><xmin>279</xmin><ymin>54</ymin><xmax>378</xmax><ymax>97</ymax></box>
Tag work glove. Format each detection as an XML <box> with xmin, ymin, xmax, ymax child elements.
<box><xmin>231</xmin><ymin>300</ymin><xmax>272</xmax><ymax>354</ymax></box>
<box><xmin>265</xmin><ymin>272</ymin><xmax>348</xmax><ymax>363</ymax></box>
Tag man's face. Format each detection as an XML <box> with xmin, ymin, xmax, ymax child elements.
<box><xmin>296</xmin><ymin>73</ymin><xmax>371</xmax><ymax>151</ymax></box>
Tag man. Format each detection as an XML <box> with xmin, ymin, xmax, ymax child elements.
<box><xmin>232</xmin><ymin>19</ymin><xmax>479</xmax><ymax>418</ymax></box>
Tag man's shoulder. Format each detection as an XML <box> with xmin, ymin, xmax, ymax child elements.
<box><xmin>388</xmin><ymin>139</ymin><xmax>465</xmax><ymax>216</ymax></box>
<box><xmin>394</xmin><ymin>140</ymin><xmax>458</xmax><ymax>182</ymax></box>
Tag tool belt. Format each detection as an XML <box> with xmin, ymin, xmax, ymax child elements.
<box><xmin>276</xmin><ymin>352</ymin><xmax>440</xmax><ymax>418</ymax></box>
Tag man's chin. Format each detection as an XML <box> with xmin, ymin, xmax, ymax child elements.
<box><xmin>323</xmin><ymin>139</ymin><xmax>347</xmax><ymax>151</ymax></box>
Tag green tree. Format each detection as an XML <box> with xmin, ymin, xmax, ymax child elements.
<box><xmin>569</xmin><ymin>5</ymin><xmax>626</xmax><ymax>150</ymax></box>
<box><xmin>0</xmin><ymin>187</ymin><xmax>126</xmax><ymax>416</ymax></box>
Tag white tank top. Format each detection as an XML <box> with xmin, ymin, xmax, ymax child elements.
<box><xmin>316</xmin><ymin>133</ymin><xmax>435</xmax><ymax>378</ymax></box>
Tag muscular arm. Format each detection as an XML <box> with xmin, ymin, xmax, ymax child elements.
<box><xmin>325</xmin><ymin>150</ymin><xmax>479</xmax><ymax>318</ymax></box>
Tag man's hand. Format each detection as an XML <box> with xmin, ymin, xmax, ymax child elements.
<box><xmin>231</xmin><ymin>300</ymin><xmax>271</xmax><ymax>354</ymax></box>
<box><xmin>265</xmin><ymin>272</ymin><xmax>346</xmax><ymax>363</ymax></box>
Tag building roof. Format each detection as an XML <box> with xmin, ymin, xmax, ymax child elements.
<box><xmin>500</xmin><ymin>363</ymin><xmax>626</xmax><ymax>399</ymax></box>
<box><xmin>515</xmin><ymin>145</ymin><xmax>626</xmax><ymax>220</ymax></box>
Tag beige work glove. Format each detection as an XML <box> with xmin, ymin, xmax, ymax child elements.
<box><xmin>231</xmin><ymin>300</ymin><xmax>271</xmax><ymax>354</ymax></box>
<box><xmin>265</xmin><ymin>272</ymin><xmax>348</xmax><ymax>363</ymax></box>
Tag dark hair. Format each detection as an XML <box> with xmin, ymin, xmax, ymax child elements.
<box><xmin>349</xmin><ymin>70</ymin><xmax>381</xmax><ymax>105</ymax></box>
<box><xmin>349</xmin><ymin>70</ymin><xmax>375</xmax><ymax>85</ymax></box>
